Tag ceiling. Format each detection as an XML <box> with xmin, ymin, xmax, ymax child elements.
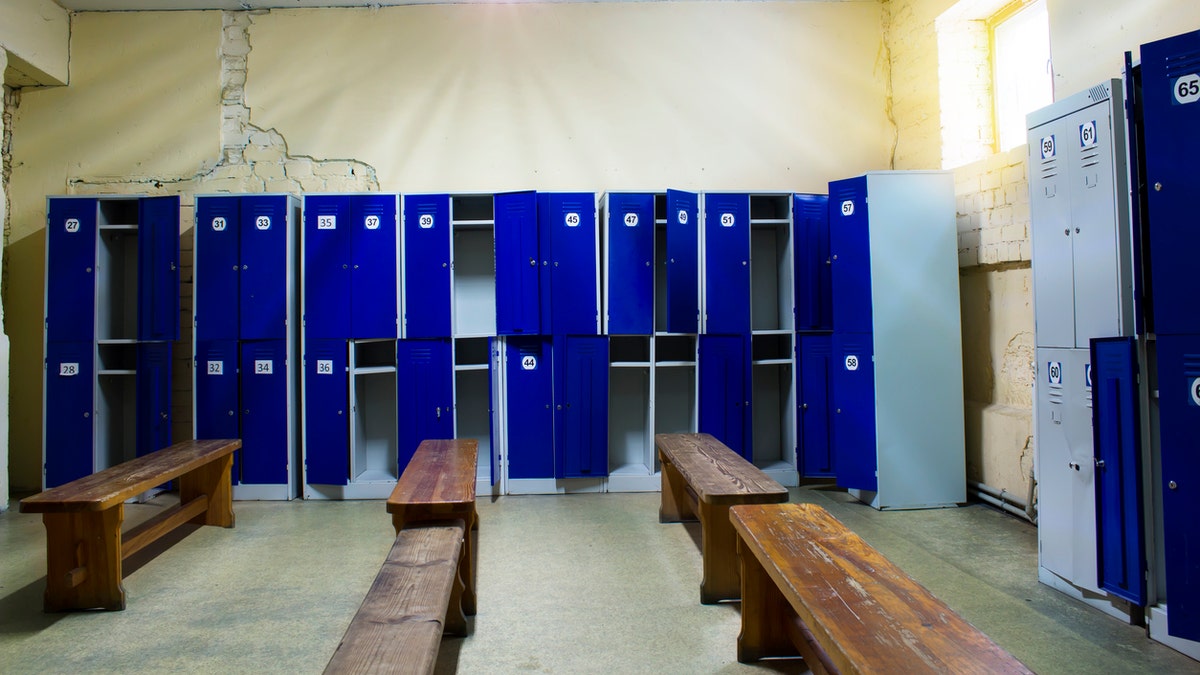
<box><xmin>54</xmin><ymin>0</ymin><xmax>695</xmax><ymax>10</ymax></box>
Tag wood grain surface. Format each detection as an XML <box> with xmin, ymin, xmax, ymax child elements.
<box><xmin>655</xmin><ymin>433</ymin><xmax>787</xmax><ymax>503</ymax></box>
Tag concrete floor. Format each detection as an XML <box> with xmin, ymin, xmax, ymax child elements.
<box><xmin>1</xmin><ymin>487</ymin><xmax>1197</xmax><ymax>674</ymax></box>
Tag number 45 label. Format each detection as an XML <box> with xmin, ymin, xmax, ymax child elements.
<box><xmin>1175</xmin><ymin>74</ymin><xmax>1200</xmax><ymax>105</ymax></box>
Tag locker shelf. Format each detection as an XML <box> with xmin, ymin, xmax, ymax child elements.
<box><xmin>611</xmin><ymin>361</ymin><xmax>650</xmax><ymax>368</ymax></box>
<box><xmin>352</xmin><ymin>365</ymin><xmax>395</xmax><ymax>375</ymax></box>
<box><xmin>97</xmin><ymin>369</ymin><xmax>136</xmax><ymax>375</ymax></box>
<box><xmin>750</xmin><ymin>218</ymin><xmax>789</xmax><ymax>225</ymax></box>
<box><xmin>610</xmin><ymin>462</ymin><xmax>653</xmax><ymax>476</ymax></box>
<box><xmin>752</xmin><ymin>358</ymin><xmax>792</xmax><ymax>366</ymax></box>
<box><xmin>97</xmin><ymin>224</ymin><xmax>137</xmax><ymax>231</ymax></box>
<box><xmin>655</xmin><ymin>361</ymin><xmax>695</xmax><ymax>368</ymax></box>
<box><xmin>352</xmin><ymin>468</ymin><xmax>397</xmax><ymax>483</ymax></box>
<box><xmin>451</xmin><ymin>219</ymin><xmax>494</xmax><ymax>228</ymax></box>
<box><xmin>454</xmin><ymin>363</ymin><xmax>489</xmax><ymax>372</ymax></box>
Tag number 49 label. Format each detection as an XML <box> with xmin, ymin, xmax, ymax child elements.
<box><xmin>1175</xmin><ymin>74</ymin><xmax>1200</xmax><ymax>105</ymax></box>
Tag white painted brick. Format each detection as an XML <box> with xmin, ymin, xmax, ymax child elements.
<box><xmin>244</xmin><ymin>143</ymin><xmax>286</xmax><ymax>163</ymax></box>
<box><xmin>254</xmin><ymin>162</ymin><xmax>286</xmax><ymax>180</ymax></box>
<box><xmin>264</xmin><ymin>179</ymin><xmax>300</xmax><ymax>194</ymax></box>
<box><xmin>1000</xmin><ymin>223</ymin><xmax>1026</xmax><ymax>242</ymax></box>
<box><xmin>313</xmin><ymin>161</ymin><xmax>353</xmax><ymax>177</ymax></box>
<box><xmin>209</xmin><ymin>163</ymin><xmax>253</xmax><ymax>180</ymax></box>
<box><xmin>284</xmin><ymin>159</ymin><xmax>314</xmax><ymax>178</ymax></box>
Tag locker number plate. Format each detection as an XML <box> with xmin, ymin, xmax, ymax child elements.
<box><xmin>65</xmin><ymin>218</ymin><xmax>80</xmax><ymax>233</ymax></box>
<box><xmin>317</xmin><ymin>215</ymin><xmax>336</xmax><ymax>230</ymax></box>
<box><xmin>317</xmin><ymin>359</ymin><xmax>334</xmax><ymax>374</ymax></box>
<box><xmin>1190</xmin><ymin>377</ymin><xmax>1200</xmax><ymax>407</ymax></box>
<box><xmin>1040</xmin><ymin>135</ymin><xmax>1056</xmax><ymax>160</ymax></box>
<box><xmin>254</xmin><ymin>359</ymin><xmax>274</xmax><ymax>375</ymax></box>
<box><xmin>624</xmin><ymin>213</ymin><xmax>639</xmax><ymax>227</ymax></box>
<box><xmin>211</xmin><ymin>216</ymin><xmax>227</xmax><ymax>232</ymax></box>
<box><xmin>720</xmin><ymin>213</ymin><xmax>735</xmax><ymax>227</ymax></box>
<box><xmin>565</xmin><ymin>212</ymin><xmax>581</xmax><ymax>227</ymax></box>
<box><xmin>1174</xmin><ymin>74</ymin><xmax>1200</xmax><ymax>105</ymax></box>
<box><xmin>844</xmin><ymin>355</ymin><xmax>859</xmax><ymax>371</ymax></box>
<box><xmin>1079</xmin><ymin>121</ymin><xmax>1097</xmax><ymax>148</ymax></box>
<box><xmin>59</xmin><ymin>362</ymin><xmax>80</xmax><ymax>376</ymax></box>
<box><xmin>207</xmin><ymin>360</ymin><xmax>224</xmax><ymax>375</ymax></box>
<box><xmin>255</xmin><ymin>216</ymin><xmax>271</xmax><ymax>230</ymax></box>
<box><xmin>677</xmin><ymin>210</ymin><xmax>688</xmax><ymax>225</ymax></box>
<box><xmin>1085</xmin><ymin>363</ymin><xmax>1092</xmax><ymax>388</ymax></box>
<box><xmin>840</xmin><ymin>200</ymin><xmax>854</xmax><ymax>216</ymax></box>
<box><xmin>419</xmin><ymin>214</ymin><xmax>434</xmax><ymax>229</ymax></box>
<box><xmin>365</xmin><ymin>215</ymin><xmax>381</xmax><ymax>230</ymax></box>
<box><xmin>1047</xmin><ymin>361</ymin><xmax>1063</xmax><ymax>385</ymax></box>
<box><xmin>522</xmin><ymin>355</ymin><xmax>538</xmax><ymax>371</ymax></box>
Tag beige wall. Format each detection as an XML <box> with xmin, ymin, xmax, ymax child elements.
<box><xmin>0</xmin><ymin>0</ymin><xmax>69</xmax><ymax>86</ymax></box>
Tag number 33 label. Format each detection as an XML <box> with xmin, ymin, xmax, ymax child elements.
<box><xmin>1175</xmin><ymin>74</ymin><xmax>1200</xmax><ymax>105</ymax></box>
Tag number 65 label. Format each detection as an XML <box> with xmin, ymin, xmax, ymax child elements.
<box><xmin>1175</xmin><ymin>74</ymin><xmax>1200</xmax><ymax>105</ymax></box>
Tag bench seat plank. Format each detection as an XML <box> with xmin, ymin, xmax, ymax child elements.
<box><xmin>731</xmin><ymin>502</ymin><xmax>1033</xmax><ymax>674</ymax></box>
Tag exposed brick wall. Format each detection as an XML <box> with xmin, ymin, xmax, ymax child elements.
<box><xmin>955</xmin><ymin>146</ymin><xmax>1032</xmax><ymax>267</ymax></box>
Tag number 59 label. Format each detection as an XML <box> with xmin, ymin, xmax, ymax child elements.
<box><xmin>1175</xmin><ymin>74</ymin><xmax>1200</xmax><ymax>105</ymax></box>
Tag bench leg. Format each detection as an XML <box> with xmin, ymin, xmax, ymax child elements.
<box><xmin>697</xmin><ymin>502</ymin><xmax>740</xmax><ymax>604</ymax></box>
<box><xmin>461</xmin><ymin>509</ymin><xmax>478</xmax><ymax>616</ymax></box>
<box><xmin>737</xmin><ymin>535</ymin><xmax>797</xmax><ymax>662</ymax></box>
<box><xmin>42</xmin><ymin>506</ymin><xmax>126</xmax><ymax>612</ymax></box>
<box><xmin>179</xmin><ymin>452</ymin><xmax>235</xmax><ymax>528</ymax></box>
<box><xmin>659</xmin><ymin>454</ymin><xmax>694</xmax><ymax>523</ymax></box>
<box><xmin>444</xmin><ymin>544</ymin><xmax>470</xmax><ymax>637</ymax></box>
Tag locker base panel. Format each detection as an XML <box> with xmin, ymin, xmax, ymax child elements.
<box><xmin>1037</xmin><ymin>566</ymin><xmax>1136</xmax><ymax>624</ymax></box>
<box><xmin>304</xmin><ymin>482</ymin><xmax>396</xmax><ymax>500</ymax></box>
<box><xmin>606</xmin><ymin>472</ymin><xmax>661</xmax><ymax>493</ymax></box>
<box><xmin>758</xmin><ymin>463</ymin><xmax>799</xmax><ymax>487</ymax></box>
<box><xmin>476</xmin><ymin>478</ymin><xmax>499</xmax><ymax>498</ymax></box>
<box><xmin>506</xmin><ymin>478</ymin><xmax>605</xmax><ymax>495</ymax></box>
<box><xmin>847</xmin><ymin>488</ymin><xmax>961</xmax><ymax>511</ymax></box>
<box><xmin>232</xmin><ymin>484</ymin><xmax>293</xmax><ymax>501</ymax></box>
<box><xmin>1149</xmin><ymin>605</ymin><xmax>1200</xmax><ymax>661</ymax></box>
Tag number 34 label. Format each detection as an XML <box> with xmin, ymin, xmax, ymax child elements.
<box><xmin>1175</xmin><ymin>74</ymin><xmax>1200</xmax><ymax>105</ymax></box>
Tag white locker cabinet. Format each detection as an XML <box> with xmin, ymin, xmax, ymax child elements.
<box><xmin>608</xmin><ymin>336</ymin><xmax>656</xmax><ymax>492</ymax></box>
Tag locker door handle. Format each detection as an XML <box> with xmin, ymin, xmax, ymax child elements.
<box><xmin>242</xmin><ymin>265</ymin><xmax>248</xmax><ymax>270</ymax></box>
<box><xmin>1094</xmin><ymin>459</ymin><xmax>1105</xmax><ymax>469</ymax></box>
<box><xmin>836</xmin><ymin>408</ymin><xmax>842</xmax><ymax>413</ymax></box>
<box><xmin>170</xmin><ymin>262</ymin><xmax>177</xmax><ymax>271</ymax></box>
<box><xmin>530</xmin><ymin>258</ymin><xmax>536</xmax><ymax>267</ymax></box>
<box><xmin>353</xmin><ymin>264</ymin><xmax>359</xmax><ymax>269</ymax></box>
<box><xmin>802</xmin><ymin>403</ymin><xmax>808</xmax><ymax>410</ymax></box>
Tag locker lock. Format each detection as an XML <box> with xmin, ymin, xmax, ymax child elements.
<box><xmin>1094</xmin><ymin>459</ymin><xmax>1105</xmax><ymax>469</ymax></box>
<box><xmin>529</xmin><ymin>258</ymin><xmax>536</xmax><ymax>267</ymax></box>
<box><xmin>228</xmin><ymin>410</ymin><xmax>234</xmax><ymax>416</ymax></box>
<box><xmin>1068</xmin><ymin>461</ymin><xmax>1080</xmax><ymax>471</ymax></box>
<box><xmin>802</xmin><ymin>403</ymin><xmax>808</xmax><ymax>409</ymax></box>
<box><xmin>835</xmin><ymin>408</ymin><xmax>841</xmax><ymax>414</ymax></box>
<box><xmin>1154</xmin><ymin>182</ymin><xmax>1162</xmax><ymax>192</ymax></box>
<box><xmin>86</xmin><ymin>267</ymin><xmax>93</xmax><ymax>273</ymax></box>
<box><xmin>1169</xmin><ymin>480</ymin><xmax>1178</xmax><ymax>490</ymax></box>
<box><xmin>161</xmin><ymin>412</ymin><xmax>168</xmax><ymax>420</ymax></box>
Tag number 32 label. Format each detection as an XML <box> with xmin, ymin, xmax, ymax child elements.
<box><xmin>1175</xmin><ymin>74</ymin><xmax>1200</xmax><ymax>105</ymax></box>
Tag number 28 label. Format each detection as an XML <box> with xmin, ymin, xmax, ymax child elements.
<box><xmin>1174</xmin><ymin>74</ymin><xmax>1200</xmax><ymax>105</ymax></box>
<box><xmin>59</xmin><ymin>362</ymin><xmax>79</xmax><ymax>376</ymax></box>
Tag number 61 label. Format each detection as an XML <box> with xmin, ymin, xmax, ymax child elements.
<box><xmin>1175</xmin><ymin>74</ymin><xmax>1200</xmax><ymax>105</ymax></box>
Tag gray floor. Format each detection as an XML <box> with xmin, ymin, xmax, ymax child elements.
<box><xmin>1</xmin><ymin>487</ymin><xmax>1198</xmax><ymax>674</ymax></box>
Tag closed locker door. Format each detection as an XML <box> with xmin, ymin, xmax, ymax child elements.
<box><xmin>1157</xmin><ymin>334</ymin><xmax>1200</xmax><ymax>640</ymax></box>
<box><xmin>698</xmin><ymin>334</ymin><xmax>750</xmax><ymax>460</ymax></box>
<box><xmin>793</xmin><ymin>194</ymin><xmax>832</xmax><ymax>331</ymax></box>
<box><xmin>44</xmin><ymin>342</ymin><xmax>95</xmax><ymax>487</ymax></box>
<box><xmin>703</xmin><ymin>194</ymin><xmax>751</xmax><ymax>334</ymax></box>
<box><xmin>304</xmin><ymin>195</ymin><xmax>351</xmax><ymax>340</ymax></box>
<box><xmin>195</xmin><ymin>197</ymin><xmax>241</xmax><ymax>341</ymax></box>
<box><xmin>798</xmin><ymin>334</ymin><xmax>834</xmax><ymax>478</ymax></box>
<box><xmin>304</xmin><ymin>339</ymin><xmax>350</xmax><ymax>485</ymax></box>
<box><xmin>1028</xmin><ymin>118</ymin><xmax>1077</xmax><ymax>348</ymax></box>
<box><xmin>543</xmin><ymin>193</ymin><xmax>599</xmax><ymax>336</ymax></box>
<box><xmin>495</xmin><ymin>191</ymin><xmax>540</xmax><ymax>335</ymax></box>
<box><xmin>135</xmin><ymin>342</ymin><xmax>172</xmax><ymax>458</ymax></box>
<box><xmin>505</xmin><ymin>336</ymin><xmax>554</xmax><ymax>479</ymax></box>
<box><xmin>605</xmin><ymin>193</ymin><xmax>655</xmax><ymax>335</ymax></box>
<box><xmin>240</xmin><ymin>196</ymin><xmax>290</xmax><ymax>341</ymax></box>
<box><xmin>556</xmin><ymin>335</ymin><xmax>609</xmax><ymax>478</ymax></box>
<box><xmin>831</xmin><ymin>333</ymin><xmax>876</xmax><ymax>491</ymax></box>
<box><xmin>402</xmin><ymin>194</ymin><xmax>451</xmax><ymax>338</ymax></box>
<box><xmin>195</xmin><ymin>340</ymin><xmax>241</xmax><ymax>483</ymax></box>
<box><xmin>396</xmin><ymin>339</ymin><xmax>453</xmax><ymax>474</ymax></box>
<box><xmin>828</xmin><ymin>178</ymin><xmax>874</xmax><ymax>334</ymax></box>
<box><xmin>351</xmin><ymin>194</ymin><xmax>398</xmax><ymax>339</ymax></box>
<box><xmin>46</xmin><ymin>198</ymin><xmax>98</xmax><ymax>343</ymax></box>
<box><xmin>137</xmin><ymin>196</ymin><xmax>181</xmax><ymax>342</ymax></box>
<box><xmin>665</xmin><ymin>189</ymin><xmax>700</xmax><ymax>334</ymax></box>
<box><xmin>1090</xmin><ymin>337</ymin><xmax>1145</xmax><ymax>605</ymax></box>
<box><xmin>240</xmin><ymin>340</ymin><xmax>289</xmax><ymax>485</ymax></box>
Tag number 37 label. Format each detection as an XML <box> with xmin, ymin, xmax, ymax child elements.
<box><xmin>1174</xmin><ymin>74</ymin><xmax>1200</xmax><ymax>105</ymax></box>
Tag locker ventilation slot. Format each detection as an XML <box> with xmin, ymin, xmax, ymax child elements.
<box><xmin>1164</xmin><ymin>51</ymin><xmax>1200</xmax><ymax>78</ymax></box>
<box><xmin>1184</xmin><ymin>354</ymin><xmax>1200</xmax><ymax>377</ymax></box>
<box><xmin>1086</xmin><ymin>84</ymin><xmax>1110</xmax><ymax>103</ymax></box>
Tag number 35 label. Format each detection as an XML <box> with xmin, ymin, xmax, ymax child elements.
<box><xmin>1174</xmin><ymin>74</ymin><xmax>1200</xmax><ymax>105</ymax></box>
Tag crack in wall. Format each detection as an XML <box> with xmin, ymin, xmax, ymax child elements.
<box><xmin>2</xmin><ymin>85</ymin><xmax>18</xmax><ymax>338</ymax></box>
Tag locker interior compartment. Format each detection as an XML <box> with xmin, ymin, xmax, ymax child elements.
<box><xmin>752</xmin><ymin>333</ymin><xmax>792</xmax><ymax>363</ymax></box>
<box><xmin>452</xmin><ymin>195</ymin><xmax>496</xmax><ymax>337</ymax></box>
<box><xmin>750</xmin><ymin>195</ymin><xmax>794</xmax><ymax>332</ymax></box>
<box><xmin>654</xmin><ymin>366</ymin><xmax>696</xmax><ymax>437</ymax></box>
<box><xmin>97</xmin><ymin>342</ymin><xmax>138</xmax><ymax>373</ymax></box>
<box><xmin>96</xmin><ymin>373</ymin><xmax>136</xmax><ymax>472</ymax></box>
<box><xmin>610</xmin><ymin>335</ymin><xmax>651</xmax><ymax>364</ymax></box>
<box><xmin>655</xmin><ymin>334</ymin><xmax>696</xmax><ymax>364</ymax></box>
<box><xmin>97</xmin><ymin>198</ymin><xmax>138</xmax><ymax>227</ymax></box>
<box><xmin>454</xmin><ymin>337</ymin><xmax>491</xmax><ymax>485</ymax></box>
<box><xmin>609</xmin><ymin>336</ymin><xmax>652</xmax><ymax>477</ymax></box>
<box><xmin>752</xmin><ymin>360</ymin><xmax>796</xmax><ymax>472</ymax></box>
<box><xmin>96</xmin><ymin>229</ymin><xmax>138</xmax><ymax>340</ymax></box>
<box><xmin>350</xmin><ymin>340</ymin><xmax>397</xmax><ymax>482</ymax></box>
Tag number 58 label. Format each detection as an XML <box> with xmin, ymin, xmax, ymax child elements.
<box><xmin>1175</xmin><ymin>74</ymin><xmax>1200</xmax><ymax>105</ymax></box>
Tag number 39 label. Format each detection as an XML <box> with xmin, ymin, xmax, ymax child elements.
<box><xmin>1174</xmin><ymin>74</ymin><xmax>1200</xmax><ymax>105</ymax></box>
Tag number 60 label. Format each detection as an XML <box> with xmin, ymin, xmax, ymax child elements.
<box><xmin>1175</xmin><ymin>74</ymin><xmax>1200</xmax><ymax>105</ymax></box>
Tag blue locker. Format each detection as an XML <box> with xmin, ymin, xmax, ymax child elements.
<box><xmin>1090</xmin><ymin>337</ymin><xmax>1146</xmax><ymax>605</ymax></box>
<box><xmin>352</xmin><ymin>194</ymin><xmax>399</xmax><ymax>339</ymax></box>
<box><xmin>828</xmin><ymin>178</ymin><xmax>874</xmax><ymax>334</ymax></box>
<box><xmin>703</xmin><ymin>193</ymin><xmax>751</xmax><ymax>334</ymax></box>
<box><xmin>831</xmin><ymin>333</ymin><xmax>877</xmax><ymax>491</ymax></box>
<box><xmin>1156</xmin><ymin>334</ymin><xmax>1200</xmax><ymax>639</ymax></box>
<box><xmin>495</xmin><ymin>191</ymin><xmax>540</xmax><ymax>335</ymax></box>
<box><xmin>240</xmin><ymin>196</ymin><xmax>291</xmax><ymax>341</ymax></box>
<box><xmin>396</xmin><ymin>339</ymin><xmax>454</xmax><ymax>474</ymax></box>
<box><xmin>666</xmin><ymin>189</ymin><xmax>700</xmax><ymax>334</ymax></box>
<box><xmin>239</xmin><ymin>340</ymin><xmax>290</xmax><ymax>485</ymax></box>
<box><xmin>540</xmin><ymin>192</ymin><xmax>599</xmax><ymax>336</ymax></box>
<box><xmin>195</xmin><ymin>197</ymin><xmax>242</xmax><ymax>341</ymax></box>
<box><xmin>44</xmin><ymin>342</ymin><xmax>95</xmax><ymax>487</ymax></box>
<box><xmin>403</xmin><ymin>194</ymin><xmax>452</xmax><ymax>338</ymax></box>
<box><xmin>304</xmin><ymin>339</ymin><xmax>350</xmax><ymax>485</ymax></box>
<box><xmin>46</xmin><ymin>198</ymin><xmax>98</xmax><ymax>343</ymax></box>
<box><xmin>698</xmin><ymin>334</ymin><xmax>751</xmax><ymax>460</ymax></box>
<box><xmin>135</xmin><ymin>342</ymin><xmax>172</xmax><ymax>458</ymax></box>
<box><xmin>136</xmin><ymin>196</ymin><xmax>180</xmax><ymax>342</ymax></box>
<box><xmin>555</xmin><ymin>335</ymin><xmax>609</xmax><ymax>478</ymax></box>
<box><xmin>605</xmin><ymin>193</ymin><xmax>655</xmax><ymax>335</ymax></box>
<box><xmin>303</xmin><ymin>195</ymin><xmax>352</xmax><ymax>339</ymax></box>
<box><xmin>195</xmin><ymin>340</ymin><xmax>241</xmax><ymax>482</ymax></box>
<box><xmin>505</xmin><ymin>336</ymin><xmax>554</xmax><ymax>479</ymax></box>
<box><xmin>793</xmin><ymin>194</ymin><xmax>833</xmax><ymax>331</ymax></box>
<box><xmin>798</xmin><ymin>334</ymin><xmax>834</xmax><ymax>478</ymax></box>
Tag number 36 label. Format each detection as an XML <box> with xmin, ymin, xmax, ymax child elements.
<box><xmin>1175</xmin><ymin>74</ymin><xmax>1200</xmax><ymax>105</ymax></box>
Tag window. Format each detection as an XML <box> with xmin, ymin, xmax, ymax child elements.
<box><xmin>991</xmin><ymin>0</ymin><xmax>1053</xmax><ymax>151</ymax></box>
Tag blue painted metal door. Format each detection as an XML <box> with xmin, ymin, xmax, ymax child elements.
<box><xmin>137</xmin><ymin>196</ymin><xmax>180</xmax><ymax>342</ymax></box>
<box><xmin>403</xmin><ymin>194</ymin><xmax>451</xmax><ymax>338</ymax></box>
<box><xmin>703</xmin><ymin>194</ymin><xmax>751</xmax><ymax>334</ymax></box>
<box><xmin>542</xmin><ymin>192</ymin><xmax>599</xmax><ymax>335</ymax></box>
<box><xmin>606</xmin><ymin>193</ymin><xmax>655</xmax><ymax>335</ymax></box>
<box><xmin>793</xmin><ymin>194</ymin><xmax>832</xmax><ymax>331</ymax></box>
<box><xmin>698</xmin><ymin>334</ymin><xmax>750</xmax><ymax>460</ymax></box>
<box><xmin>555</xmin><ymin>335</ymin><xmax>608</xmax><ymax>478</ymax></box>
<box><xmin>195</xmin><ymin>196</ymin><xmax>241</xmax><ymax>341</ymax></box>
<box><xmin>46</xmin><ymin>198</ymin><xmax>97</xmax><ymax>343</ymax></box>
<box><xmin>1156</xmin><ymin>334</ymin><xmax>1200</xmax><ymax>639</ymax></box>
<box><xmin>666</xmin><ymin>190</ymin><xmax>699</xmax><ymax>334</ymax></box>
<box><xmin>831</xmin><ymin>332</ymin><xmax>876</xmax><ymax>491</ymax></box>
<box><xmin>240</xmin><ymin>196</ymin><xmax>290</xmax><ymax>341</ymax></box>
<box><xmin>195</xmin><ymin>340</ymin><xmax>241</xmax><ymax>483</ymax></box>
<box><xmin>396</xmin><ymin>339</ymin><xmax>454</xmax><ymax>474</ymax></box>
<box><xmin>798</xmin><ymin>334</ymin><xmax>834</xmax><ymax>478</ymax></box>
<box><xmin>505</xmin><ymin>336</ymin><xmax>554</xmax><ymax>479</ymax></box>
<box><xmin>495</xmin><ymin>191</ymin><xmax>540</xmax><ymax>335</ymax></box>
<box><xmin>304</xmin><ymin>195</ymin><xmax>351</xmax><ymax>340</ymax></box>
<box><xmin>828</xmin><ymin>177</ymin><xmax>873</xmax><ymax>334</ymax></box>
<box><xmin>1090</xmin><ymin>337</ymin><xmax>1145</xmax><ymax>605</ymax></box>
<box><xmin>136</xmin><ymin>342</ymin><xmax>172</xmax><ymax>458</ymax></box>
<box><xmin>44</xmin><ymin>342</ymin><xmax>95</xmax><ymax>487</ymax></box>
<box><xmin>352</xmin><ymin>194</ymin><xmax>398</xmax><ymax>339</ymax></box>
<box><xmin>304</xmin><ymin>338</ymin><xmax>349</xmax><ymax>486</ymax></box>
<box><xmin>240</xmin><ymin>340</ymin><xmax>289</xmax><ymax>485</ymax></box>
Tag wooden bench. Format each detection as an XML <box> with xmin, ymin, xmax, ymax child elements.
<box><xmin>324</xmin><ymin>519</ymin><xmax>468</xmax><ymax>675</ymax></box>
<box><xmin>730</xmin><ymin>502</ymin><xmax>1034</xmax><ymax>673</ymax></box>
<box><xmin>386</xmin><ymin>438</ymin><xmax>478</xmax><ymax>620</ymax></box>
<box><xmin>19</xmin><ymin>438</ymin><xmax>241</xmax><ymax>612</ymax></box>
<box><xmin>656</xmin><ymin>432</ymin><xmax>788</xmax><ymax>604</ymax></box>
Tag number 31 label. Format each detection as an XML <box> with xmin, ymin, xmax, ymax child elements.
<box><xmin>1175</xmin><ymin>74</ymin><xmax>1200</xmax><ymax>105</ymax></box>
